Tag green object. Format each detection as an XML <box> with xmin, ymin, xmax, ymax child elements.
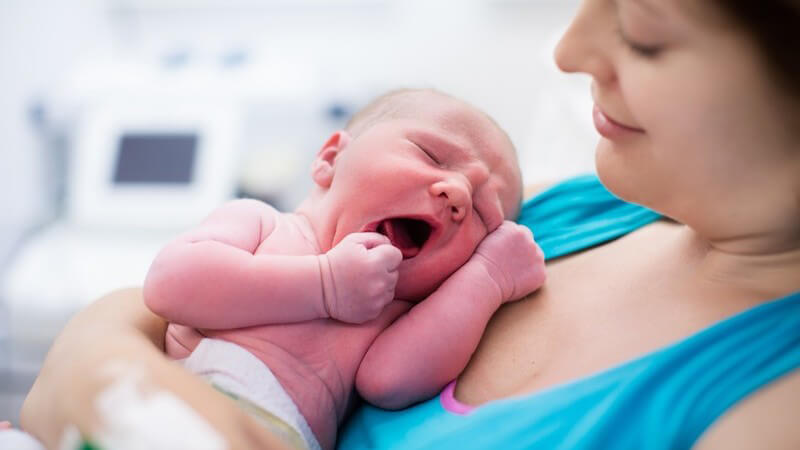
<box><xmin>78</xmin><ymin>439</ymin><xmax>102</xmax><ymax>450</ymax></box>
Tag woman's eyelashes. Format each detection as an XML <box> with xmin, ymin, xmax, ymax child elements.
<box><xmin>615</xmin><ymin>25</ymin><xmax>663</xmax><ymax>58</ymax></box>
<box><xmin>613</xmin><ymin>0</ymin><xmax>664</xmax><ymax>59</ymax></box>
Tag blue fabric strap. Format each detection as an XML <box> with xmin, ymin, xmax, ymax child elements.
<box><xmin>518</xmin><ymin>174</ymin><xmax>661</xmax><ymax>259</ymax></box>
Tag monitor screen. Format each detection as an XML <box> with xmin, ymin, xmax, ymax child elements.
<box><xmin>113</xmin><ymin>133</ymin><xmax>198</xmax><ymax>184</ymax></box>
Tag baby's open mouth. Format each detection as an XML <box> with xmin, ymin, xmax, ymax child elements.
<box><xmin>376</xmin><ymin>218</ymin><xmax>432</xmax><ymax>259</ymax></box>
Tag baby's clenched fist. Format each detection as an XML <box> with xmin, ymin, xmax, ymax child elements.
<box><xmin>472</xmin><ymin>221</ymin><xmax>545</xmax><ymax>302</ymax></box>
<box><xmin>318</xmin><ymin>232</ymin><xmax>402</xmax><ymax>323</ymax></box>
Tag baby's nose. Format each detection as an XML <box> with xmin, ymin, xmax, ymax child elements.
<box><xmin>430</xmin><ymin>178</ymin><xmax>471</xmax><ymax>222</ymax></box>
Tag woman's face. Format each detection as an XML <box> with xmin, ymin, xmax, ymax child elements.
<box><xmin>554</xmin><ymin>0</ymin><xmax>800</xmax><ymax>240</ymax></box>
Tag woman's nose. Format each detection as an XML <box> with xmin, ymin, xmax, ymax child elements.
<box><xmin>554</xmin><ymin>0</ymin><xmax>616</xmax><ymax>85</ymax></box>
<box><xmin>430</xmin><ymin>178</ymin><xmax>471</xmax><ymax>222</ymax></box>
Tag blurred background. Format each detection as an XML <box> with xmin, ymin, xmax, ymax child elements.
<box><xmin>0</xmin><ymin>0</ymin><xmax>595</xmax><ymax>424</ymax></box>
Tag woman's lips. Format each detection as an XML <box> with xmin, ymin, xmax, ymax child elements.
<box><xmin>593</xmin><ymin>104</ymin><xmax>645</xmax><ymax>139</ymax></box>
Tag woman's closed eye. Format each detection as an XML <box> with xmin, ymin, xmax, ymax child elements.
<box><xmin>616</xmin><ymin>25</ymin><xmax>663</xmax><ymax>58</ymax></box>
<box><xmin>613</xmin><ymin>0</ymin><xmax>666</xmax><ymax>59</ymax></box>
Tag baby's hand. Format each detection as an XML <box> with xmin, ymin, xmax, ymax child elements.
<box><xmin>472</xmin><ymin>221</ymin><xmax>546</xmax><ymax>303</ymax></box>
<box><xmin>319</xmin><ymin>232</ymin><xmax>402</xmax><ymax>323</ymax></box>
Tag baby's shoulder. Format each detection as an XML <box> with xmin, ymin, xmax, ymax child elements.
<box><xmin>189</xmin><ymin>198</ymin><xmax>284</xmax><ymax>249</ymax></box>
<box><xmin>214</xmin><ymin>198</ymin><xmax>282</xmax><ymax>228</ymax></box>
<box><xmin>218</xmin><ymin>198</ymin><xmax>280</xmax><ymax>215</ymax></box>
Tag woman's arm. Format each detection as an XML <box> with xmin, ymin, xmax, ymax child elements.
<box><xmin>20</xmin><ymin>288</ymin><xmax>290</xmax><ymax>450</ymax></box>
<box><xmin>693</xmin><ymin>370</ymin><xmax>800</xmax><ymax>449</ymax></box>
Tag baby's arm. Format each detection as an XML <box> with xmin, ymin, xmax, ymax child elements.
<box><xmin>355</xmin><ymin>222</ymin><xmax>546</xmax><ymax>409</ymax></box>
<box><xmin>144</xmin><ymin>199</ymin><xmax>321</xmax><ymax>328</ymax></box>
<box><xmin>145</xmin><ymin>199</ymin><xmax>402</xmax><ymax>329</ymax></box>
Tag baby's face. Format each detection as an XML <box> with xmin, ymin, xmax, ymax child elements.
<box><xmin>323</xmin><ymin>96</ymin><xmax>521</xmax><ymax>300</ymax></box>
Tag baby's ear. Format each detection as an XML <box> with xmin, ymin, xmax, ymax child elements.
<box><xmin>311</xmin><ymin>130</ymin><xmax>351</xmax><ymax>188</ymax></box>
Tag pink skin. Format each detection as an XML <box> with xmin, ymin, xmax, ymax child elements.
<box><xmin>144</xmin><ymin>93</ymin><xmax>544</xmax><ymax>449</ymax></box>
<box><xmin>317</xmin><ymin>232</ymin><xmax>402</xmax><ymax>324</ymax></box>
<box><xmin>0</xmin><ymin>421</ymin><xmax>11</xmax><ymax>430</ymax></box>
<box><xmin>300</xmin><ymin>112</ymin><xmax>519</xmax><ymax>301</ymax></box>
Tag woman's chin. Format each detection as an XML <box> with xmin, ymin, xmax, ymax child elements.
<box><xmin>594</xmin><ymin>140</ymin><xmax>645</xmax><ymax>206</ymax></box>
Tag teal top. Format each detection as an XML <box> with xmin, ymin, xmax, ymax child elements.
<box><xmin>338</xmin><ymin>175</ymin><xmax>800</xmax><ymax>450</ymax></box>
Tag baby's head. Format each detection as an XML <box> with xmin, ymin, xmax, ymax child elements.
<box><xmin>303</xmin><ymin>88</ymin><xmax>522</xmax><ymax>300</ymax></box>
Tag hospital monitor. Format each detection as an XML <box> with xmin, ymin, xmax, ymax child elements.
<box><xmin>67</xmin><ymin>100</ymin><xmax>240</xmax><ymax>230</ymax></box>
<box><xmin>113</xmin><ymin>133</ymin><xmax>198</xmax><ymax>185</ymax></box>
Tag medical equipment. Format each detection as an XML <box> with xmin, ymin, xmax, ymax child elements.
<box><xmin>1</xmin><ymin>96</ymin><xmax>242</xmax><ymax>368</ymax></box>
<box><xmin>68</xmin><ymin>100</ymin><xmax>240</xmax><ymax>230</ymax></box>
<box><xmin>0</xmin><ymin>45</ymin><xmax>359</xmax><ymax>407</ymax></box>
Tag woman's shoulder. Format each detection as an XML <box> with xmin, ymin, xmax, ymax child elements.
<box><xmin>519</xmin><ymin>174</ymin><xmax>662</xmax><ymax>260</ymax></box>
<box><xmin>693</xmin><ymin>369</ymin><xmax>800</xmax><ymax>449</ymax></box>
<box><xmin>523</xmin><ymin>181</ymin><xmax>557</xmax><ymax>199</ymax></box>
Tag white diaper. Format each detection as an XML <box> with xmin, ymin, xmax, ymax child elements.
<box><xmin>0</xmin><ymin>429</ymin><xmax>46</xmax><ymax>450</ymax></box>
<box><xmin>182</xmin><ymin>338</ymin><xmax>321</xmax><ymax>450</ymax></box>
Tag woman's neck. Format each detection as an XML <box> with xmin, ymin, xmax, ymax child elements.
<box><xmin>674</xmin><ymin>224</ymin><xmax>800</xmax><ymax>300</ymax></box>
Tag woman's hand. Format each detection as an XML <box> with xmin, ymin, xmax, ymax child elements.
<box><xmin>20</xmin><ymin>288</ymin><xmax>290</xmax><ymax>450</ymax></box>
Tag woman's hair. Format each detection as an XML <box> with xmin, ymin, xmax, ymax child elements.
<box><xmin>714</xmin><ymin>1</ymin><xmax>800</xmax><ymax>99</ymax></box>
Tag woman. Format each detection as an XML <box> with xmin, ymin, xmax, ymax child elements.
<box><xmin>21</xmin><ymin>0</ymin><xmax>800</xmax><ymax>448</ymax></box>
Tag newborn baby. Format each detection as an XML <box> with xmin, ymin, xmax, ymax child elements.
<box><xmin>144</xmin><ymin>88</ymin><xmax>546</xmax><ymax>449</ymax></box>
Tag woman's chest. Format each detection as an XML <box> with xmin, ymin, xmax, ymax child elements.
<box><xmin>455</xmin><ymin>223</ymin><xmax>741</xmax><ymax>405</ymax></box>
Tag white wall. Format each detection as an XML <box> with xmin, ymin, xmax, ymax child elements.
<box><xmin>0</xmin><ymin>0</ymin><xmax>594</xmax><ymax>237</ymax></box>
<box><xmin>115</xmin><ymin>0</ymin><xmax>595</xmax><ymax>182</ymax></box>
<box><xmin>0</xmin><ymin>1</ymin><xmax>113</xmax><ymax>233</ymax></box>
<box><xmin>0</xmin><ymin>0</ymin><xmax>602</xmax><ymax>425</ymax></box>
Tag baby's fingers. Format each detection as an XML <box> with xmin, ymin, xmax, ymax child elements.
<box><xmin>343</xmin><ymin>232</ymin><xmax>392</xmax><ymax>249</ymax></box>
<box><xmin>370</xmin><ymin>244</ymin><xmax>403</xmax><ymax>271</ymax></box>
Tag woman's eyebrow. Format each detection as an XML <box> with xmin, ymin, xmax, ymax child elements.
<box><xmin>630</xmin><ymin>0</ymin><xmax>663</xmax><ymax>17</ymax></box>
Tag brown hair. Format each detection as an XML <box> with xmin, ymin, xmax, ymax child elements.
<box><xmin>715</xmin><ymin>1</ymin><xmax>800</xmax><ymax>99</ymax></box>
